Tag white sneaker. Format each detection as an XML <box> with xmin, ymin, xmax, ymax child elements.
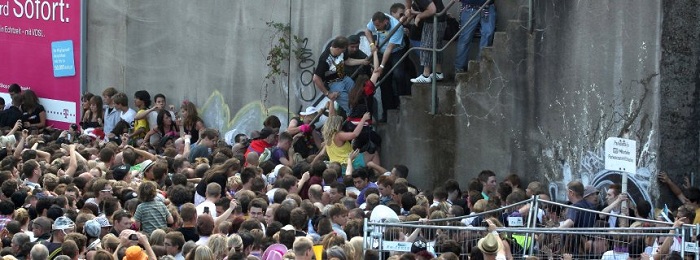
<box><xmin>411</xmin><ymin>74</ymin><xmax>432</xmax><ymax>83</ymax></box>
<box><xmin>431</xmin><ymin>72</ymin><xmax>445</xmax><ymax>81</ymax></box>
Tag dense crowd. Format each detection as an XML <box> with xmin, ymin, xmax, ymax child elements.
<box><xmin>0</xmin><ymin>1</ymin><xmax>697</xmax><ymax>260</ymax></box>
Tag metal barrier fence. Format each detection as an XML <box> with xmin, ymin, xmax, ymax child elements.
<box><xmin>363</xmin><ymin>196</ymin><xmax>700</xmax><ymax>259</ymax></box>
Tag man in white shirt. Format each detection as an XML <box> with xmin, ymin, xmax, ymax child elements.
<box><xmin>196</xmin><ymin>183</ymin><xmax>221</xmax><ymax>218</ymax></box>
<box><xmin>112</xmin><ymin>93</ymin><xmax>136</xmax><ymax>125</ymax></box>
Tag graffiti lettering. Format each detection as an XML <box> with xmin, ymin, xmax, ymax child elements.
<box><xmin>296</xmin><ymin>37</ymin><xmax>317</xmax><ymax>102</ymax></box>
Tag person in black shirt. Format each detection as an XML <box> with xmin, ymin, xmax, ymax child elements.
<box><xmin>312</xmin><ymin>36</ymin><xmax>370</xmax><ymax>114</ymax></box>
<box><xmin>345</xmin><ymin>35</ymin><xmax>372</xmax><ymax>81</ymax></box>
<box><xmin>177</xmin><ymin>203</ymin><xmax>200</xmax><ymax>243</ymax></box>
<box><xmin>405</xmin><ymin>0</ymin><xmax>447</xmax><ymax>84</ymax></box>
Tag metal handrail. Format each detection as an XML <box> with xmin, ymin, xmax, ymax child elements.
<box><xmin>375</xmin><ymin>0</ymin><xmax>493</xmax><ymax>114</ymax></box>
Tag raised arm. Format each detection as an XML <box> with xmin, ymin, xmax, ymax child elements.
<box><xmin>370</xmin><ymin>49</ymin><xmax>382</xmax><ymax>84</ymax></box>
<box><xmin>13</xmin><ymin>129</ymin><xmax>28</xmax><ymax>159</ymax></box>
<box><xmin>335</xmin><ymin>113</ymin><xmax>370</xmax><ymax>142</ymax></box>
<box><xmin>128</xmin><ymin>146</ymin><xmax>157</xmax><ymax>161</ymax></box>
<box><xmin>215</xmin><ymin>199</ymin><xmax>239</xmax><ymax>226</ymax></box>
<box><xmin>658</xmin><ymin>171</ymin><xmax>688</xmax><ymax>203</ymax></box>
<box><xmin>65</xmin><ymin>144</ymin><xmax>78</xmax><ymax>177</ymax></box>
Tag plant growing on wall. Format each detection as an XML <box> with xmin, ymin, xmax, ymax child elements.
<box><xmin>265</xmin><ymin>21</ymin><xmax>304</xmax><ymax>84</ymax></box>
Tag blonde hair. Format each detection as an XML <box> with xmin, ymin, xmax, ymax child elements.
<box><xmin>322</xmin><ymin>115</ymin><xmax>344</xmax><ymax>145</ymax></box>
<box><xmin>348</xmin><ymin>237</ymin><xmax>364</xmax><ymax>260</ymax></box>
<box><xmin>194</xmin><ymin>246</ymin><xmax>215</xmax><ymax>260</ymax></box>
<box><xmin>207</xmin><ymin>234</ymin><xmax>228</xmax><ymax>259</ymax></box>
<box><xmin>228</xmin><ymin>234</ymin><xmax>243</xmax><ymax>252</ymax></box>
<box><xmin>149</xmin><ymin>229</ymin><xmax>166</xmax><ymax>246</ymax></box>
<box><xmin>13</xmin><ymin>208</ymin><xmax>29</xmax><ymax>225</ymax></box>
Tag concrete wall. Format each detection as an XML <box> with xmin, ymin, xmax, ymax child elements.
<box><xmin>657</xmin><ymin>0</ymin><xmax>700</xmax><ymax>208</ymax></box>
<box><xmin>85</xmin><ymin>1</ymin><xmax>697</xmax><ymax>206</ymax></box>
<box><xmin>85</xmin><ymin>0</ymin><xmax>465</xmax><ymax>142</ymax></box>
<box><xmin>380</xmin><ymin>0</ymin><xmax>666</xmax><ymax>205</ymax></box>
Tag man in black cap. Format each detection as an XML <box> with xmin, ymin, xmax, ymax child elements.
<box><xmin>345</xmin><ymin>34</ymin><xmax>372</xmax><ymax>81</ymax></box>
<box><xmin>111</xmin><ymin>164</ymin><xmax>131</xmax><ymax>182</ymax></box>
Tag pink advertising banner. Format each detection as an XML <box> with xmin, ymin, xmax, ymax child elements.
<box><xmin>0</xmin><ymin>0</ymin><xmax>83</xmax><ymax>129</ymax></box>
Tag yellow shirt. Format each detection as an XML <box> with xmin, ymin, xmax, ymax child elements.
<box><xmin>133</xmin><ymin>109</ymin><xmax>149</xmax><ymax>139</ymax></box>
<box><xmin>326</xmin><ymin>140</ymin><xmax>353</xmax><ymax>164</ymax></box>
<box><xmin>694</xmin><ymin>208</ymin><xmax>700</xmax><ymax>224</ymax></box>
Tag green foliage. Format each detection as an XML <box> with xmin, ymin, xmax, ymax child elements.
<box><xmin>265</xmin><ymin>21</ymin><xmax>304</xmax><ymax>84</ymax></box>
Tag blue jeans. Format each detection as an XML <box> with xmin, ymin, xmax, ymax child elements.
<box><xmin>455</xmin><ymin>5</ymin><xmax>496</xmax><ymax>71</ymax></box>
<box><xmin>329</xmin><ymin>76</ymin><xmax>354</xmax><ymax>113</ymax></box>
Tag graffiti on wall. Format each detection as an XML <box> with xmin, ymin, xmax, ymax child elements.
<box><xmin>197</xmin><ymin>90</ymin><xmax>290</xmax><ymax>145</ymax></box>
<box><xmin>547</xmin><ymin>133</ymin><xmax>657</xmax><ymax>214</ymax></box>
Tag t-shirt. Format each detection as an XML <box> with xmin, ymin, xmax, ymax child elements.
<box><xmin>134</xmin><ymin>200</ymin><xmax>171</xmax><ymax>234</ymax></box>
<box><xmin>413</xmin><ymin>0</ymin><xmax>446</xmax><ymax>22</ymax></box>
<box><xmin>189</xmin><ymin>144</ymin><xmax>210</xmax><ymax>163</ymax></box>
<box><xmin>177</xmin><ymin>227</ymin><xmax>199</xmax><ymax>243</ymax></box>
<box><xmin>567</xmin><ymin>200</ymin><xmax>596</xmax><ymax>228</ymax></box>
<box><xmin>366</xmin><ymin>13</ymin><xmax>404</xmax><ymax>53</ymax></box>
<box><xmin>346</xmin><ymin>50</ymin><xmax>371</xmax><ymax>80</ymax></box>
<box><xmin>103</xmin><ymin>105</ymin><xmax>121</xmax><ymax>135</ymax></box>
<box><xmin>314</xmin><ymin>48</ymin><xmax>348</xmax><ymax>83</ymax></box>
<box><xmin>357</xmin><ymin>182</ymin><xmax>378</xmax><ymax>205</ymax></box>
<box><xmin>0</xmin><ymin>106</ymin><xmax>21</xmax><ymax>127</ymax></box>
<box><xmin>120</xmin><ymin>108</ymin><xmax>137</xmax><ymax>125</ymax></box>
<box><xmin>133</xmin><ymin>108</ymin><xmax>149</xmax><ymax>139</ymax></box>
<box><xmin>270</xmin><ymin>147</ymin><xmax>287</xmax><ymax>165</ymax></box>
<box><xmin>195</xmin><ymin>174</ymin><xmax>228</xmax><ymax>199</ymax></box>
<box><xmin>196</xmin><ymin>200</ymin><xmax>218</xmax><ymax>217</ymax></box>
<box><xmin>21</xmin><ymin>105</ymin><xmax>45</xmax><ymax>124</ymax></box>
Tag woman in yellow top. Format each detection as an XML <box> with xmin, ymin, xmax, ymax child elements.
<box><xmin>319</xmin><ymin>106</ymin><xmax>370</xmax><ymax>165</ymax></box>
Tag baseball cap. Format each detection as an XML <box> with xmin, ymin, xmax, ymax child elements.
<box><xmin>124</xmin><ymin>245</ymin><xmax>148</xmax><ymax>260</ymax></box>
<box><xmin>111</xmin><ymin>164</ymin><xmax>131</xmax><ymax>181</ymax></box>
<box><xmin>84</xmin><ymin>219</ymin><xmax>101</xmax><ymax>238</ymax></box>
<box><xmin>95</xmin><ymin>216</ymin><xmax>112</xmax><ymax>227</ymax></box>
<box><xmin>583</xmin><ymin>185</ymin><xmax>597</xmax><ymax>198</ymax></box>
<box><xmin>52</xmin><ymin>216</ymin><xmax>75</xmax><ymax>230</ymax></box>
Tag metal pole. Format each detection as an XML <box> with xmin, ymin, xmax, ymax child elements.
<box><xmin>694</xmin><ymin>224</ymin><xmax>700</xmax><ymax>260</ymax></box>
<box><xmin>682</xmin><ymin>225</ymin><xmax>686</xmax><ymax>256</ymax></box>
<box><xmin>527</xmin><ymin>195</ymin><xmax>538</xmax><ymax>256</ymax></box>
<box><xmin>528</xmin><ymin>0</ymin><xmax>533</xmax><ymax>33</ymax></box>
<box><xmin>363</xmin><ymin>218</ymin><xmax>368</xmax><ymax>255</ymax></box>
<box><xmin>80</xmin><ymin>0</ymin><xmax>87</xmax><ymax>124</ymax></box>
<box><xmin>431</xmin><ymin>15</ymin><xmax>438</xmax><ymax>114</ymax></box>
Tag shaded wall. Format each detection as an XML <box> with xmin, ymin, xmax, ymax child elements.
<box><xmin>380</xmin><ymin>0</ymin><xmax>666</xmax><ymax>205</ymax></box>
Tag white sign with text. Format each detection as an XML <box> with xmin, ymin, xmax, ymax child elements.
<box><xmin>605</xmin><ymin>137</ymin><xmax>636</xmax><ymax>173</ymax></box>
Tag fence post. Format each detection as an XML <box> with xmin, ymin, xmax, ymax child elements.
<box><xmin>691</xmin><ymin>224</ymin><xmax>700</xmax><ymax>260</ymax></box>
<box><xmin>363</xmin><ymin>218</ymin><xmax>368</xmax><ymax>256</ymax></box>
<box><xmin>431</xmin><ymin>14</ymin><xmax>438</xmax><ymax>114</ymax></box>
<box><xmin>526</xmin><ymin>196</ymin><xmax>538</xmax><ymax>257</ymax></box>
<box><xmin>681</xmin><ymin>225</ymin><xmax>686</xmax><ymax>256</ymax></box>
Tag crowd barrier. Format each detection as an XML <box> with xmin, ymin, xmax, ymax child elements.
<box><xmin>363</xmin><ymin>197</ymin><xmax>700</xmax><ymax>259</ymax></box>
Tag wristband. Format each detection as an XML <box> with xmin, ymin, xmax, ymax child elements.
<box><xmin>380</xmin><ymin>64</ymin><xmax>385</xmax><ymax>69</ymax></box>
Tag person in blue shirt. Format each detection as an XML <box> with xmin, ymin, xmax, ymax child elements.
<box><xmin>365</xmin><ymin>11</ymin><xmax>409</xmax><ymax>121</ymax></box>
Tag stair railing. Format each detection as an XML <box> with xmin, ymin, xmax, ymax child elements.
<box><xmin>371</xmin><ymin>0</ymin><xmax>493</xmax><ymax>114</ymax></box>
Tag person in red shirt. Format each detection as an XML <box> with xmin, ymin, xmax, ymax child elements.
<box><xmin>245</xmin><ymin>128</ymin><xmax>276</xmax><ymax>159</ymax></box>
